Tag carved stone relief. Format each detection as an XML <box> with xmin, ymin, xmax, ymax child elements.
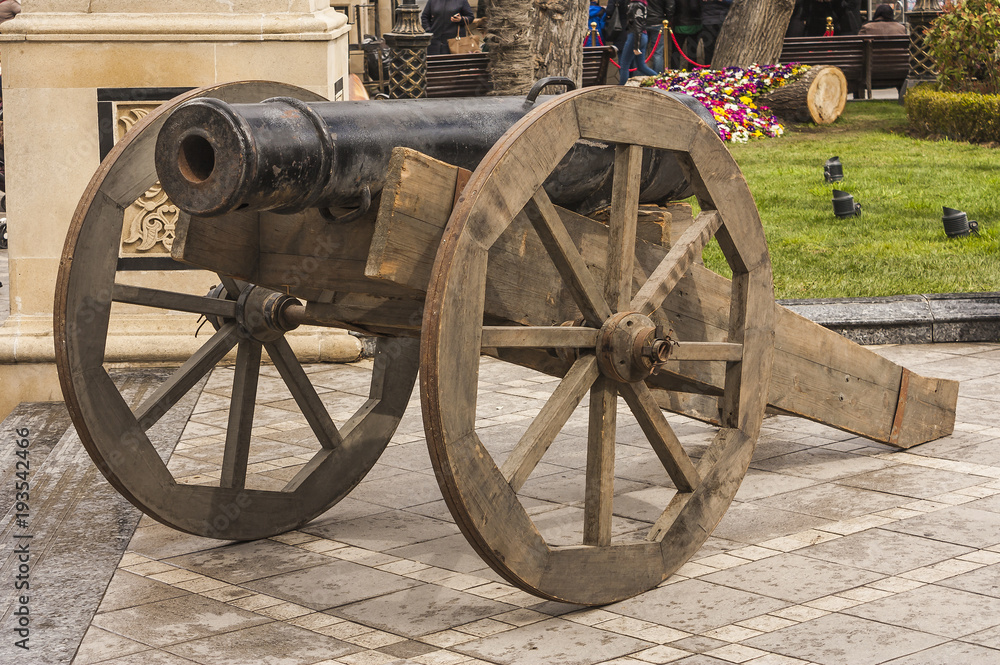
<box><xmin>116</xmin><ymin>102</ymin><xmax>178</xmax><ymax>255</ymax></box>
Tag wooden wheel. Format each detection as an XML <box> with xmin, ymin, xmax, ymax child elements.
<box><xmin>421</xmin><ymin>86</ymin><xmax>775</xmax><ymax>605</ymax></box>
<box><xmin>55</xmin><ymin>82</ymin><xmax>419</xmax><ymax>541</ymax></box>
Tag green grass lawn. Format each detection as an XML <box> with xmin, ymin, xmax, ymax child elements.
<box><xmin>702</xmin><ymin>101</ymin><xmax>1000</xmax><ymax>300</ymax></box>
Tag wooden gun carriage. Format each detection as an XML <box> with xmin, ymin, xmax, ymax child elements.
<box><xmin>55</xmin><ymin>81</ymin><xmax>958</xmax><ymax>606</ymax></box>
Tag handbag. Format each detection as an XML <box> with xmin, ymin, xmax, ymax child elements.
<box><xmin>447</xmin><ymin>18</ymin><xmax>481</xmax><ymax>54</ymax></box>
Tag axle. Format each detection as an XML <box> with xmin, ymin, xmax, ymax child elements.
<box><xmin>154</xmin><ymin>90</ymin><xmax>718</xmax><ymax>218</ymax></box>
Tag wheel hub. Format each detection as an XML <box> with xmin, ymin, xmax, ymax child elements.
<box><xmin>596</xmin><ymin>311</ymin><xmax>673</xmax><ymax>383</ymax></box>
<box><xmin>206</xmin><ymin>283</ymin><xmax>301</xmax><ymax>343</ymax></box>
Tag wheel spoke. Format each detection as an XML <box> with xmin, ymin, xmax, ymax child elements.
<box><xmin>527</xmin><ymin>187</ymin><xmax>613</xmax><ymax>327</ymax></box>
<box><xmin>605</xmin><ymin>144</ymin><xmax>643</xmax><ymax>311</ymax></box>
<box><xmin>584</xmin><ymin>376</ymin><xmax>617</xmax><ymax>546</ymax></box>
<box><xmin>502</xmin><ymin>355</ymin><xmax>600</xmax><ymax>492</ymax></box>
<box><xmin>265</xmin><ymin>337</ymin><xmax>343</xmax><ymax>450</ymax></box>
<box><xmin>669</xmin><ymin>341</ymin><xmax>743</xmax><ymax>362</ymax></box>
<box><xmin>218</xmin><ymin>274</ymin><xmax>247</xmax><ymax>299</ymax></box>
<box><xmin>630</xmin><ymin>211</ymin><xmax>722</xmax><ymax>317</ymax></box>
<box><xmin>619</xmin><ymin>381</ymin><xmax>700</xmax><ymax>492</ymax></box>
<box><xmin>112</xmin><ymin>283</ymin><xmax>238</xmax><ymax>318</ymax></box>
<box><xmin>481</xmin><ymin>326</ymin><xmax>600</xmax><ymax>349</ymax></box>
<box><xmin>133</xmin><ymin>322</ymin><xmax>241</xmax><ymax>430</ymax></box>
<box><xmin>220</xmin><ymin>340</ymin><xmax>262</xmax><ymax>489</ymax></box>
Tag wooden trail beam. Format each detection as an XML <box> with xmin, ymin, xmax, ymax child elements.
<box><xmin>364</xmin><ymin>148</ymin><xmax>957</xmax><ymax>448</ymax></box>
<box><xmin>172</xmin><ymin>147</ymin><xmax>957</xmax><ymax>448</ymax></box>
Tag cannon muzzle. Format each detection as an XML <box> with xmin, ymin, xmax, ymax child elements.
<box><xmin>155</xmin><ymin>90</ymin><xmax>719</xmax><ymax>218</ymax></box>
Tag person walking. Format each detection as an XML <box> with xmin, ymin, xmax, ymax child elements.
<box><xmin>619</xmin><ymin>0</ymin><xmax>659</xmax><ymax>84</ymax></box>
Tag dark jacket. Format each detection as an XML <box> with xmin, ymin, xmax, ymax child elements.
<box><xmin>421</xmin><ymin>0</ymin><xmax>475</xmax><ymax>44</ymax></box>
<box><xmin>700</xmin><ymin>0</ymin><xmax>732</xmax><ymax>26</ymax></box>
<box><xmin>673</xmin><ymin>0</ymin><xmax>701</xmax><ymax>28</ymax></box>
<box><xmin>646</xmin><ymin>0</ymin><xmax>675</xmax><ymax>25</ymax></box>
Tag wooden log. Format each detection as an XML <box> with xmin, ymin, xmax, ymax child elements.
<box><xmin>757</xmin><ymin>65</ymin><xmax>847</xmax><ymax>125</ymax></box>
<box><xmin>366</xmin><ymin>147</ymin><xmax>957</xmax><ymax>448</ymax></box>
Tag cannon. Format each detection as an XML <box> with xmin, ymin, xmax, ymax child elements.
<box><xmin>55</xmin><ymin>81</ymin><xmax>958</xmax><ymax>606</ymax></box>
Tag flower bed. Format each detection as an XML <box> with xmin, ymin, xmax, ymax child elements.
<box><xmin>641</xmin><ymin>64</ymin><xmax>812</xmax><ymax>143</ymax></box>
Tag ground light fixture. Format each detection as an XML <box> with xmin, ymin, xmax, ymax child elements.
<box><xmin>832</xmin><ymin>189</ymin><xmax>861</xmax><ymax>218</ymax></box>
<box><xmin>824</xmin><ymin>156</ymin><xmax>844</xmax><ymax>182</ymax></box>
<box><xmin>942</xmin><ymin>206</ymin><xmax>979</xmax><ymax>238</ymax></box>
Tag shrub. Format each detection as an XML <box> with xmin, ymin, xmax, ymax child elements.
<box><xmin>924</xmin><ymin>0</ymin><xmax>1000</xmax><ymax>94</ymax></box>
<box><xmin>906</xmin><ymin>84</ymin><xmax>1000</xmax><ymax>142</ymax></box>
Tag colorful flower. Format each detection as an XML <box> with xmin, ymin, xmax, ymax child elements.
<box><xmin>641</xmin><ymin>63</ymin><xmax>811</xmax><ymax>143</ymax></box>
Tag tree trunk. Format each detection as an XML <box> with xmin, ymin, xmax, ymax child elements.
<box><xmin>486</xmin><ymin>0</ymin><xmax>534</xmax><ymax>95</ymax></box>
<box><xmin>487</xmin><ymin>0</ymin><xmax>587</xmax><ymax>95</ymax></box>
<box><xmin>757</xmin><ymin>65</ymin><xmax>847</xmax><ymax>124</ymax></box>
<box><xmin>528</xmin><ymin>0</ymin><xmax>588</xmax><ymax>88</ymax></box>
<box><xmin>712</xmin><ymin>0</ymin><xmax>795</xmax><ymax>69</ymax></box>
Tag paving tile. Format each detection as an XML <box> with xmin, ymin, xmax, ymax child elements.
<box><xmin>749</xmin><ymin>447</ymin><xmax>892</xmax><ymax>482</ymax></box>
<box><xmin>795</xmin><ymin>528</ymin><xmax>973</xmax><ymax>575</ymax></box>
<box><xmin>836</xmin><ymin>465</ymin><xmax>983</xmax><ymax>499</ymax></box>
<box><xmin>304</xmin><ymin>509</ymin><xmax>460</xmax><ymax>551</ymax></box>
<box><xmin>73</xmin><ymin>626</ymin><xmax>149</xmax><ymax>665</ymax></box>
<box><xmin>938</xmin><ymin>562</ymin><xmax>1000</xmax><ymax>598</ymax></box>
<box><xmin>732</xmin><ymin>469</ymin><xmax>819</xmax><ymax>502</ymax></box>
<box><xmin>882</xmin><ymin>505</ymin><xmax>1000</xmax><ymax>549</ymax></box>
<box><xmin>710</xmin><ymin>503</ymin><xmax>832</xmax><ymax>545</ymax></box>
<box><xmin>701</xmin><ymin>553</ymin><xmax>882</xmax><ymax>604</ymax></box>
<box><xmin>243</xmin><ymin>559</ymin><xmax>420</xmax><ymax>610</ymax></box>
<box><xmin>165</xmin><ymin>620</ymin><xmax>358</xmax><ymax>664</ymax></box>
<box><xmin>96</xmin><ymin>570</ymin><xmax>189</xmax><ymax>612</ymax></box>
<box><xmin>880</xmin><ymin>640</ymin><xmax>1000</xmax><ymax>664</ymax></box>
<box><xmin>86</xmin><ymin>650</ymin><xmax>202</xmax><ymax>665</ymax></box>
<box><xmin>743</xmin><ymin>613</ymin><xmax>946</xmax><ymax>665</ymax></box>
<box><xmin>164</xmin><ymin>539</ymin><xmax>330</xmax><ymax>584</ymax></box>
<box><xmin>755</xmin><ymin>482</ymin><xmax>905</xmax><ymax>521</ymax></box>
<box><xmin>609</xmin><ymin>579</ymin><xmax>789</xmax><ymax>634</ymax></box>
<box><xmin>669</xmin><ymin>657</ymin><xmax>731</xmax><ymax>665</ymax></box>
<box><xmin>387</xmin><ymin>533</ymin><xmax>487</xmax><ymax>574</ymax></box>
<box><xmin>452</xmin><ymin>617</ymin><xmax>651</xmax><ymax>665</ymax></box>
<box><xmin>844</xmin><ymin>584</ymin><xmax>1000</xmax><ymax>638</ymax></box>
<box><xmin>669</xmin><ymin>636</ymin><xmax>729</xmax><ymax>654</ymax></box>
<box><xmin>344</xmin><ymin>471</ymin><xmax>448</xmax><ymax>510</ymax></box>
<box><xmin>92</xmin><ymin>593</ymin><xmax>270</xmax><ymax>647</ymax></box>
<box><xmin>333</xmin><ymin>585</ymin><xmax>517</xmax><ymax>637</ymax></box>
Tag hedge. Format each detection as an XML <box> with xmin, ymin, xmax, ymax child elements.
<box><xmin>906</xmin><ymin>85</ymin><xmax>1000</xmax><ymax>143</ymax></box>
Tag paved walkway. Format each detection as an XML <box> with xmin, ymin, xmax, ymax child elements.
<box><xmin>4</xmin><ymin>340</ymin><xmax>1000</xmax><ymax>665</ymax></box>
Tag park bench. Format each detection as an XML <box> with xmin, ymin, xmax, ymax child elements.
<box><xmin>779</xmin><ymin>34</ymin><xmax>910</xmax><ymax>100</ymax></box>
<box><xmin>425</xmin><ymin>45</ymin><xmax>617</xmax><ymax>97</ymax></box>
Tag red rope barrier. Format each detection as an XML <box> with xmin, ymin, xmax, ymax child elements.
<box><xmin>670</xmin><ymin>30</ymin><xmax>709</xmax><ymax>68</ymax></box>
<box><xmin>584</xmin><ymin>30</ymin><xmax>605</xmax><ymax>48</ymax></box>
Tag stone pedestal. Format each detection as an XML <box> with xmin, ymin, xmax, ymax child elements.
<box><xmin>0</xmin><ymin>1</ymin><xmax>362</xmax><ymax>419</ymax></box>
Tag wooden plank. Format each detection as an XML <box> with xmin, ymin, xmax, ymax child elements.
<box><xmin>501</xmin><ymin>355</ymin><xmax>600</xmax><ymax>492</ymax></box>
<box><xmin>529</xmin><ymin>188</ymin><xmax>612</xmax><ymax>327</ymax></box>
<box><xmin>220</xmin><ymin>340</ymin><xmax>261</xmax><ymax>490</ymax></box>
<box><xmin>584</xmin><ymin>377</ymin><xmax>616</xmax><ymax>547</ymax></box>
<box><xmin>481</xmin><ymin>326</ymin><xmax>599</xmax><ymax>349</ymax></box>
<box><xmin>605</xmin><ymin>144</ymin><xmax>643</xmax><ymax>310</ymax></box>
<box><xmin>631</xmin><ymin>211</ymin><xmax>721</xmax><ymax>317</ymax></box>
<box><xmin>619</xmin><ymin>381</ymin><xmax>700</xmax><ymax>492</ymax></box>
<box><xmin>112</xmin><ymin>283</ymin><xmax>238</xmax><ymax>318</ymax></box>
<box><xmin>670</xmin><ymin>342</ymin><xmax>743</xmax><ymax>362</ymax></box>
<box><xmin>265</xmin><ymin>337</ymin><xmax>343</xmax><ymax>450</ymax></box>
<box><xmin>173</xmin><ymin>209</ymin><xmax>259</xmax><ymax>281</ymax></box>
<box><xmin>133</xmin><ymin>322</ymin><xmax>241</xmax><ymax>431</ymax></box>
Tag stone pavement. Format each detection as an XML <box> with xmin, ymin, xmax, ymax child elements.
<box><xmin>4</xmin><ymin>340</ymin><xmax>1000</xmax><ymax>664</ymax></box>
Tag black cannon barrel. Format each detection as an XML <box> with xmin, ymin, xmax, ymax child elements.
<box><xmin>155</xmin><ymin>91</ymin><xmax>717</xmax><ymax>218</ymax></box>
